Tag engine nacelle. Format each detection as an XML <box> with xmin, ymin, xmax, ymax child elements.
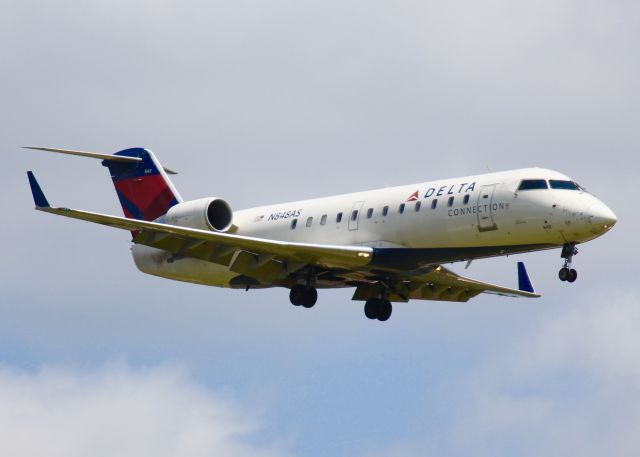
<box><xmin>163</xmin><ymin>197</ymin><xmax>233</xmax><ymax>232</ymax></box>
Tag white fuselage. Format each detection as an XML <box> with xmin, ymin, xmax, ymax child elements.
<box><xmin>132</xmin><ymin>168</ymin><xmax>616</xmax><ymax>287</ymax></box>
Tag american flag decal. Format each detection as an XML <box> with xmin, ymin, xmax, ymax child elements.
<box><xmin>254</xmin><ymin>215</ymin><xmax>264</xmax><ymax>222</ymax></box>
<box><xmin>407</xmin><ymin>190</ymin><xmax>419</xmax><ymax>202</ymax></box>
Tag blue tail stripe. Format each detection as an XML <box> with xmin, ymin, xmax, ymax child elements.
<box><xmin>102</xmin><ymin>148</ymin><xmax>160</xmax><ymax>181</ymax></box>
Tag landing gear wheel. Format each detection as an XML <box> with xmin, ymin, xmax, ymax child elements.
<box><xmin>364</xmin><ymin>298</ymin><xmax>381</xmax><ymax>319</ymax></box>
<box><xmin>363</xmin><ymin>299</ymin><xmax>392</xmax><ymax>321</ymax></box>
<box><xmin>558</xmin><ymin>267</ymin><xmax>570</xmax><ymax>282</ymax></box>
<box><xmin>289</xmin><ymin>285</ymin><xmax>317</xmax><ymax>308</ymax></box>
<box><xmin>377</xmin><ymin>300</ymin><xmax>392</xmax><ymax>321</ymax></box>
<box><xmin>289</xmin><ymin>285</ymin><xmax>305</xmax><ymax>306</ymax></box>
<box><xmin>559</xmin><ymin>243</ymin><xmax>579</xmax><ymax>283</ymax></box>
<box><xmin>302</xmin><ymin>287</ymin><xmax>317</xmax><ymax>308</ymax></box>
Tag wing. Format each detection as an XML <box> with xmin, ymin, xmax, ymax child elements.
<box><xmin>27</xmin><ymin>172</ymin><xmax>372</xmax><ymax>284</ymax></box>
<box><xmin>352</xmin><ymin>262</ymin><xmax>540</xmax><ymax>302</ymax></box>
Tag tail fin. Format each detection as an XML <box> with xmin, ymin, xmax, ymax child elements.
<box><xmin>24</xmin><ymin>146</ymin><xmax>182</xmax><ymax>221</ymax></box>
<box><xmin>102</xmin><ymin>148</ymin><xmax>182</xmax><ymax>221</ymax></box>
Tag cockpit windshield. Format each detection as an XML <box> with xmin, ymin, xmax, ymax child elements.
<box><xmin>549</xmin><ymin>180</ymin><xmax>583</xmax><ymax>191</ymax></box>
<box><xmin>517</xmin><ymin>179</ymin><xmax>548</xmax><ymax>191</ymax></box>
<box><xmin>518</xmin><ymin>179</ymin><xmax>585</xmax><ymax>192</ymax></box>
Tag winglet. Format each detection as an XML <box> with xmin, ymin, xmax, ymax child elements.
<box><xmin>517</xmin><ymin>262</ymin><xmax>535</xmax><ymax>293</ymax></box>
<box><xmin>27</xmin><ymin>171</ymin><xmax>50</xmax><ymax>208</ymax></box>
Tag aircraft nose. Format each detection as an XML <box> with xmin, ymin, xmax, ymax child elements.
<box><xmin>587</xmin><ymin>202</ymin><xmax>617</xmax><ymax>233</ymax></box>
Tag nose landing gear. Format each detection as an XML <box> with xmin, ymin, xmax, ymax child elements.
<box><xmin>559</xmin><ymin>268</ymin><xmax>577</xmax><ymax>282</ymax></box>
<box><xmin>559</xmin><ymin>243</ymin><xmax>578</xmax><ymax>283</ymax></box>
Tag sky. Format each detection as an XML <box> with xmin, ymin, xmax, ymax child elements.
<box><xmin>2</xmin><ymin>0</ymin><xmax>640</xmax><ymax>455</ymax></box>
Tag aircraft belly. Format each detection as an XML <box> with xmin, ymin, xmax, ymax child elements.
<box><xmin>370</xmin><ymin>243</ymin><xmax>558</xmax><ymax>271</ymax></box>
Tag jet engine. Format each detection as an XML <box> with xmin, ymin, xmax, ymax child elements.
<box><xmin>163</xmin><ymin>197</ymin><xmax>233</xmax><ymax>232</ymax></box>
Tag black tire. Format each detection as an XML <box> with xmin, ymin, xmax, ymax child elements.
<box><xmin>558</xmin><ymin>268</ymin><xmax>569</xmax><ymax>281</ymax></box>
<box><xmin>289</xmin><ymin>285</ymin><xmax>306</xmax><ymax>306</ymax></box>
<box><xmin>567</xmin><ymin>269</ymin><xmax>578</xmax><ymax>283</ymax></box>
<box><xmin>377</xmin><ymin>300</ymin><xmax>392</xmax><ymax>321</ymax></box>
<box><xmin>302</xmin><ymin>287</ymin><xmax>318</xmax><ymax>308</ymax></box>
<box><xmin>364</xmin><ymin>299</ymin><xmax>379</xmax><ymax>319</ymax></box>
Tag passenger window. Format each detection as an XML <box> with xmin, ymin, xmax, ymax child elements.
<box><xmin>382</xmin><ymin>206</ymin><xmax>389</xmax><ymax>216</ymax></box>
<box><xmin>431</xmin><ymin>199</ymin><xmax>437</xmax><ymax>209</ymax></box>
<box><xmin>336</xmin><ymin>212</ymin><xmax>343</xmax><ymax>223</ymax></box>
<box><xmin>463</xmin><ymin>194</ymin><xmax>470</xmax><ymax>205</ymax></box>
<box><xmin>367</xmin><ymin>208</ymin><xmax>373</xmax><ymax>218</ymax></box>
<box><xmin>399</xmin><ymin>203</ymin><xmax>405</xmax><ymax>214</ymax></box>
<box><xmin>320</xmin><ymin>214</ymin><xmax>327</xmax><ymax>225</ymax></box>
<box><xmin>306</xmin><ymin>217</ymin><xmax>313</xmax><ymax>227</ymax></box>
<box><xmin>549</xmin><ymin>180</ymin><xmax>581</xmax><ymax>190</ymax></box>
<box><xmin>448</xmin><ymin>196</ymin><xmax>454</xmax><ymax>207</ymax></box>
<box><xmin>351</xmin><ymin>210</ymin><xmax>358</xmax><ymax>221</ymax></box>
<box><xmin>290</xmin><ymin>219</ymin><xmax>297</xmax><ymax>230</ymax></box>
<box><xmin>518</xmin><ymin>179</ymin><xmax>548</xmax><ymax>190</ymax></box>
<box><xmin>415</xmin><ymin>201</ymin><xmax>421</xmax><ymax>211</ymax></box>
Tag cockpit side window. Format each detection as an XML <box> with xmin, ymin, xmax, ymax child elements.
<box><xmin>549</xmin><ymin>180</ymin><xmax>581</xmax><ymax>191</ymax></box>
<box><xmin>517</xmin><ymin>179</ymin><xmax>548</xmax><ymax>191</ymax></box>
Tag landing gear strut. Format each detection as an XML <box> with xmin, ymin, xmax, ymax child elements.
<box><xmin>559</xmin><ymin>243</ymin><xmax>578</xmax><ymax>283</ymax></box>
<box><xmin>364</xmin><ymin>298</ymin><xmax>392</xmax><ymax>321</ymax></box>
<box><xmin>289</xmin><ymin>284</ymin><xmax>317</xmax><ymax>308</ymax></box>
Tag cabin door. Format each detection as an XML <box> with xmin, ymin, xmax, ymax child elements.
<box><xmin>477</xmin><ymin>185</ymin><xmax>498</xmax><ymax>232</ymax></box>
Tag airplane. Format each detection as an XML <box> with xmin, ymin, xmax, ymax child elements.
<box><xmin>25</xmin><ymin>146</ymin><xmax>617</xmax><ymax>321</ymax></box>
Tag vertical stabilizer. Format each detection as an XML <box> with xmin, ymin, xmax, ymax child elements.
<box><xmin>102</xmin><ymin>148</ymin><xmax>183</xmax><ymax>221</ymax></box>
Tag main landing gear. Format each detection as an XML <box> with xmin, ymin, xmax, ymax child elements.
<box><xmin>364</xmin><ymin>298</ymin><xmax>392</xmax><ymax>321</ymax></box>
<box><xmin>288</xmin><ymin>284</ymin><xmax>394</xmax><ymax>321</ymax></box>
<box><xmin>289</xmin><ymin>284</ymin><xmax>318</xmax><ymax>308</ymax></box>
<box><xmin>559</xmin><ymin>243</ymin><xmax>578</xmax><ymax>283</ymax></box>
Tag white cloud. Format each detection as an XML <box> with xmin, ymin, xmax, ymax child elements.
<box><xmin>364</xmin><ymin>294</ymin><xmax>640</xmax><ymax>457</ymax></box>
<box><xmin>0</xmin><ymin>364</ymin><xmax>290</xmax><ymax>457</ymax></box>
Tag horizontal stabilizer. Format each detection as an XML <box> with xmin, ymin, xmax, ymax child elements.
<box><xmin>23</xmin><ymin>146</ymin><xmax>142</xmax><ymax>163</ymax></box>
<box><xmin>27</xmin><ymin>171</ymin><xmax>50</xmax><ymax>208</ymax></box>
<box><xmin>23</xmin><ymin>146</ymin><xmax>177</xmax><ymax>175</ymax></box>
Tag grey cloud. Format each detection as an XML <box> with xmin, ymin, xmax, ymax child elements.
<box><xmin>0</xmin><ymin>363</ymin><xmax>291</xmax><ymax>457</ymax></box>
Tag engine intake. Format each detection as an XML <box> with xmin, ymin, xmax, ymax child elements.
<box><xmin>163</xmin><ymin>197</ymin><xmax>233</xmax><ymax>232</ymax></box>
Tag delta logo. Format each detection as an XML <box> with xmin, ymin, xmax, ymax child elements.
<box><xmin>407</xmin><ymin>190</ymin><xmax>419</xmax><ymax>202</ymax></box>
